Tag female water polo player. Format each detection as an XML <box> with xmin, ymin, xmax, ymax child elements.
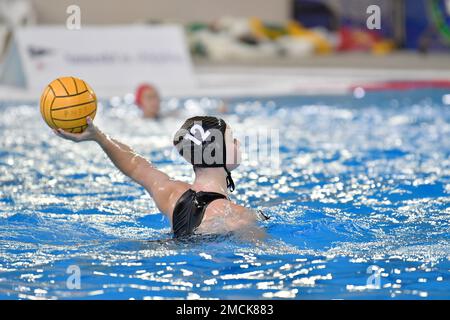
<box><xmin>135</xmin><ymin>83</ymin><xmax>161</xmax><ymax>119</ymax></box>
<box><xmin>54</xmin><ymin>116</ymin><xmax>268</xmax><ymax>238</ymax></box>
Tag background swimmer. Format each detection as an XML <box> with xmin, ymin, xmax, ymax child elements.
<box><xmin>135</xmin><ymin>83</ymin><xmax>161</xmax><ymax>119</ymax></box>
<box><xmin>135</xmin><ymin>83</ymin><xmax>229</xmax><ymax>119</ymax></box>
<box><xmin>53</xmin><ymin>115</ymin><xmax>266</xmax><ymax>239</ymax></box>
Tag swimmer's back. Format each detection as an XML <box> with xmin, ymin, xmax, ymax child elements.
<box><xmin>164</xmin><ymin>183</ymin><xmax>258</xmax><ymax>236</ymax></box>
<box><xmin>198</xmin><ymin>198</ymin><xmax>259</xmax><ymax>234</ymax></box>
<box><xmin>142</xmin><ymin>177</ymin><xmax>262</xmax><ymax>237</ymax></box>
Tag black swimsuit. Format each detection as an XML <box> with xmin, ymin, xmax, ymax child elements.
<box><xmin>172</xmin><ymin>189</ymin><xmax>271</xmax><ymax>238</ymax></box>
<box><xmin>172</xmin><ymin>189</ymin><xmax>227</xmax><ymax>238</ymax></box>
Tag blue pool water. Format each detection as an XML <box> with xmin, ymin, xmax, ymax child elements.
<box><xmin>0</xmin><ymin>89</ymin><xmax>449</xmax><ymax>299</ymax></box>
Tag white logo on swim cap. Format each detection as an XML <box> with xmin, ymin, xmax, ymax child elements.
<box><xmin>184</xmin><ymin>124</ymin><xmax>211</xmax><ymax>146</ymax></box>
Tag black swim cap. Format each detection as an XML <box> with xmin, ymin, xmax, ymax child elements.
<box><xmin>173</xmin><ymin>116</ymin><xmax>235</xmax><ymax>192</ymax></box>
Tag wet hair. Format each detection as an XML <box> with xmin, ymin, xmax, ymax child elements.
<box><xmin>173</xmin><ymin>116</ymin><xmax>235</xmax><ymax>191</ymax></box>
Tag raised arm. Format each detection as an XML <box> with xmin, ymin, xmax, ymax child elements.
<box><xmin>53</xmin><ymin>117</ymin><xmax>179</xmax><ymax>217</ymax></box>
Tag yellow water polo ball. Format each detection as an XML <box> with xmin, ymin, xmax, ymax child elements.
<box><xmin>40</xmin><ymin>76</ymin><xmax>97</xmax><ymax>133</ymax></box>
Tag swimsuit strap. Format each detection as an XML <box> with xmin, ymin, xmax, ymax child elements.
<box><xmin>257</xmin><ymin>210</ymin><xmax>270</xmax><ymax>221</ymax></box>
<box><xmin>172</xmin><ymin>189</ymin><xmax>227</xmax><ymax>238</ymax></box>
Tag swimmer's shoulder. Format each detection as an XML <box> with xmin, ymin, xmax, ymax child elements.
<box><xmin>205</xmin><ymin>199</ymin><xmax>258</xmax><ymax>224</ymax></box>
<box><xmin>202</xmin><ymin>200</ymin><xmax>267</xmax><ymax>239</ymax></box>
<box><xmin>165</xmin><ymin>181</ymin><xmax>191</xmax><ymax>221</ymax></box>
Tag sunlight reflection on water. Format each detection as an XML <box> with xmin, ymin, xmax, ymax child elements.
<box><xmin>0</xmin><ymin>90</ymin><xmax>449</xmax><ymax>299</ymax></box>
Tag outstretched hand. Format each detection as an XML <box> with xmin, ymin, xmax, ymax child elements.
<box><xmin>53</xmin><ymin>117</ymin><xmax>101</xmax><ymax>142</ymax></box>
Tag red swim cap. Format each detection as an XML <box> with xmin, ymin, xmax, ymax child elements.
<box><xmin>135</xmin><ymin>83</ymin><xmax>156</xmax><ymax>109</ymax></box>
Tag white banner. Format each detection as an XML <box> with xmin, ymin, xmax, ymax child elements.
<box><xmin>5</xmin><ymin>25</ymin><xmax>195</xmax><ymax>95</ymax></box>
